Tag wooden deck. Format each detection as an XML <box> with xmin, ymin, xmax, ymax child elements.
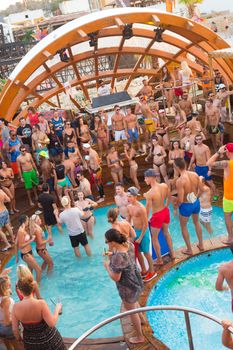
<box><xmin>0</xmin><ymin>141</ymin><xmax>227</xmax><ymax>350</ymax></box>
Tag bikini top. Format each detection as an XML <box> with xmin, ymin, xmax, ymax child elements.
<box><xmin>64</xmin><ymin>130</ymin><xmax>75</xmax><ymax>146</ymax></box>
<box><xmin>24</xmin><ymin>234</ymin><xmax>30</xmax><ymax>242</ymax></box>
<box><xmin>110</xmin><ymin>158</ymin><xmax>120</xmax><ymax>164</ymax></box>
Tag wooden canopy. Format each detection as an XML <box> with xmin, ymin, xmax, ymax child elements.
<box><xmin>0</xmin><ymin>7</ymin><xmax>232</xmax><ymax>123</ymax></box>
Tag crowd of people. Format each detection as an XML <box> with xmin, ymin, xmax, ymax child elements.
<box><xmin>0</xmin><ymin>62</ymin><xmax>233</xmax><ymax>348</ymax></box>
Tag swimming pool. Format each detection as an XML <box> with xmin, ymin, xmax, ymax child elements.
<box><xmin>7</xmin><ymin>203</ymin><xmax>225</xmax><ymax>339</ymax></box>
<box><xmin>147</xmin><ymin>248</ymin><xmax>233</xmax><ymax>350</ymax></box>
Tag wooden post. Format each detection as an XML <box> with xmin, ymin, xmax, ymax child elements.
<box><xmin>166</xmin><ymin>0</ymin><xmax>173</xmax><ymax>12</ymax></box>
<box><xmin>208</xmin><ymin>55</ymin><xmax>215</xmax><ymax>94</ymax></box>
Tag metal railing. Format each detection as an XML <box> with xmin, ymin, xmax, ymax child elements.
<box><xmin>68</xmin><ymin>305</ymin><xmax>233</xmax><ymax>350</ymax></box>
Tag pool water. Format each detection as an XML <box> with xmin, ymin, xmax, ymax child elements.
<box><xmin>147</xmin><ymin>248</ymin><xmax>233</xmax><ymax>350</ymax></box>
<box><xmin>7</xmin><ymin>203</ymin><xmax>225</xmax><ymax>339</ymax></box>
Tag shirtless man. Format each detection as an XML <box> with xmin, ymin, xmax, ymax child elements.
<box><xmin>125</xmin><ymin>106</ymin><xmax>141</xmax><ymax>149</ymax></box>
<box><xmin>207</xmin><ymin>143</ymin><xmax>233</xmax><ymax>245</ymax></box>
<box><xmin>111</xmin><ymin>105</ymin><xmax>127</xmax><ymax>147</ymax></box>
<box><xmin>63</xmin><ymin>157</ymin><xmax>76</xmax><ymax>187</ymax></box>
<box><xmin>144</xmin><ymin>169</ymin><xmax>175</xmax><ymax>265</ymax></box>
<box><xmin>216</xmin><ymin>257</ymin><xmax>233</xmax><ymax>312</ymax></box>
<box><xmin>187</xmin><ymin>112</ymin><xmax>205</xmax><ymax>138</ymax></box>
<box><xmin>189</xmin><ymin>134</ymin><xmax>217</xmax><ymax>199</ymax></box>
<box><xmin>0</xmin><ymin>189</ymin><xmax>14</xmax><ymax>251</ymax></box>
<box><xmin>181</xmin><ymin>126</ymin><xmax>195</xmax><ymax>164</ymax></box>
<box><xmin>205</xmin><ymin>97</ymin><xmax>220</xmax><ymax>151</ymax></box>
<box><xmin>76</xmin><ymin>172</ymin><xmax>93</xmax><ymax>199</ymax></box>
<box><xmin>178</xmin><ymin>90</ymin><xmax>193</xmax><ymax>121</ymax></box>
<box><xmin>140</xmin><ymin>96</ymin><xmax>155</xmax><ymax>145</ymax></box>
<box><xmin>134</xmin><ymin>96</ymin><xmax>148</xmax><ymax>152</ymax></box>
<box><xmin>32</xmin><ymin>124</ymin><xmax>50</xmax><ymax>164</ymax></box>
<box><xmin>40</xmin><ymin>156</ymin><xmax>57</xmax><ymax>196</ymax></box>
<box><xmin>114</xmin><ymin>183</ymin><xmax>129</xmax><ymax>220</ymax></box>
<box><xmin>137</xmin><ymin>79</ymin><xmax>153</xmax><ymax>98</ymax></box>
<box><xmin>127</xmin><ymin>186</ymin><xmax>156</xmax><ymax>282</ymax></box>
<box><xmin>17</xmin><ymin>145</ymin><xmax>39</xmax><ymax>206</ymax></box>
<box><xmin>84</xmin><ymin>143</ymin><xmax>105</xmax><ymax>203</ymax></box>
<box><xmin>174</xmin><ymin>157</ymin><xmax>203</xmax><ymax>255</ymax></box>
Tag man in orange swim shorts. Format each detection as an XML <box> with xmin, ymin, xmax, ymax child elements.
<box><xmin>144</xmin><ymin>169</ymin><xmax>175</xmax><ymax>265</ymax></box>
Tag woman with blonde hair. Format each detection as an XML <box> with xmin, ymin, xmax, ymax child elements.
<box><xmin>107</xmin><ymin>208</ymin><xmax>136</xmax><ymax>242</ymax></box>
<box><xmin>180</xmin><ymin>61</ymin><xmax>193</xmax><ymax>91</ymax></box>
<box><xmin>0</xmin><ymin>276</ymin><xmax>23</xmax><ymax>349</ymax></box>
<box><xmin>30</xmin><ymin>214</ymin><xmax>54</xmax><ymax>273</ymax></box>
<box><xmin>16</xmin><ymin>264</ymin><xmax>41</xmax><ymax>301</ymax></box>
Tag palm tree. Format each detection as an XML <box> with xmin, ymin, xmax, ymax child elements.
<box><xmin>178</xmin><ymin>0</ymin><xmax>203</xmax><ymax>18</ymax></box>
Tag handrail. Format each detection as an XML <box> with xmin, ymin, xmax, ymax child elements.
<box><xmin>68</xmin><ymin>305</ymin><xmax>233</xmax><ymax>350</ymax></box>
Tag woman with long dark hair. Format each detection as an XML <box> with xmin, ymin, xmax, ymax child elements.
<box><xmin>76</xmin><ymin>117</ymin><xmax>91</xmax><ymax>146</ymax></box>
<box><xmin>103</xmin><ymin>228</ymin><xmax>144</xmax><ymax>344</ymax></box>
<box><xmin>160</xmin><ymin>66</ymin><xmax>175</xmax><ymax>113</ymax></box>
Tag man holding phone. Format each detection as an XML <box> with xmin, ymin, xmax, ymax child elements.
<box><xmin>207</xmin><ymin>143</ymin><xmax>233</xmax><ymax>245</ymax></box>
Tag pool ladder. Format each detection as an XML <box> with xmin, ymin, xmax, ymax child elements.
<box><xmin>68</xmin><ymin>305</ymin><xmax>233</xmax><ymax>350</ymax></box>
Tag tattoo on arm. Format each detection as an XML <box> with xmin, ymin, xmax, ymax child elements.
<box><xmin>212</xmin><ymin>161</ymin><xmax>228</xmax><ymax>169</ymax></box>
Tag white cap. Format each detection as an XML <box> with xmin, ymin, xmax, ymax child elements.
<box><xmin>61</xmin><ymin>196</ymin><xmax>70</xmax><ymax>207</ymax></box>
<box><xmin>219</xmin><ymin>83</ymin><xmax>226</xmax><ymax>89</ymax></box>
<box><xmin>83</xmin><ymin>143</ymin><xmax>90</xmax><ymax>149</ymax></box>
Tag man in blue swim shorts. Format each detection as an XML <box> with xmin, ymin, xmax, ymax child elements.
<box><xmin>125</xmin><ymin>106</ymin><xmax>141</xmax><ymax>150</ymax></box>
<box><xmin>127</xmin><ymin>187</ymin><xmax>157</xmax><ymax>283</ymax></box>
<box><xmin>188</xmin><ymin>134</ymin><xmax>218</xmax><ymax>201</ymax></box>
<box><xmin>175</xmin><ymin>158</ymin><xmax>204</xmax><ymax>256</ymax></box>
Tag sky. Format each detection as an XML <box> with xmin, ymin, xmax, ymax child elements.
<box><xmin>0</xmin><ymin>0</ymin><xmax>233</xmax><ymax>12</ymax></box>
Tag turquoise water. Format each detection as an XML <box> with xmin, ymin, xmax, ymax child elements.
<box><xmin>7</xmin><ymin>203</ymin><xmax>225</xmax><ymax>339</ymax></box>
<box><xmin>147</xmin><ymin>248</ymin><xmax>233</xmax><ymax>350</ymax></box>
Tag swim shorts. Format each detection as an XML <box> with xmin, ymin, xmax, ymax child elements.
<box><xmin>69</xmin><ymin>231</ymin><xmax>88</xmax><ymax>248</ymax></box>
<box><xmin>184</xmin><ymin>151</ymin><xmax>193</xmax><ymax>161</ymax></box>
<box><xmin>223</xmin><ymin>197</ymin><xmax>233</xmax><ymax>213</ymax></box>
<box><xmin>144</xmin><ymin>119</ymin><xmax>156</xmax><ymax>133</ymax></box>
<box><xmin>149</xmin><ymin>207</ymin><xmax>170</xmax><ymax>229</ymax></box>
<box><xmin>0</xmin><ymin>209</ymin><xmax>9</xmax><ymax>228</ymax></box>
<box><xmin>11</xmin><ymin>162</ymin><xmax>18</xmax><ymax>175</ymax></box>
<box><xmin>22</xmin><ymin>169</ymin><xmax>39</xmax><ymax>190</ymax></box>
<box><xmin>208</xmin><ymin>125</ymin><xmax>219</xmax><ymax>134</ymax></box>
<box><xmin>179</xmin><ymin>198</ymin><xmax>200</xmax><ymax>217</ymax></box>
<box><xmin>57</xmin><ymin>178</ymin><xmax>68</xmax><ymax>187</ymax></box>
<box><xmin>128</xmin><ymin>128</ymin><xmax>139</xmax><ymax>142</ymax></box>
<box><xmin>195</xmin><ymin>165</ymin><xmax>212</xmax><ymax>181</ymax></box>
<box><xmin>134</xmin><ymin>228</ymin><xmax>150</xmax><ymax>254</ymax></box>
<box><xmin>114</xmin><ymin>129</ymin><xmax>127</xmax><ymax>142</ymax></box>
<box><xmin>199</xmin><ymin>207</ymin><xmax>212</xmax><ymax>223</ymax></box>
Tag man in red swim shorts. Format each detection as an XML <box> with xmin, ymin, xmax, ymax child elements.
<box><xmin>144</xmin><ymin>169</ymin><xmax>175</xmax><ymax>265</ymax></box>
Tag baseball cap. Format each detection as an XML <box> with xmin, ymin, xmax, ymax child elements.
<box><xmin>219</xmin><ymin>83</ymin><xmax>226</xmax><ymax>89</ymax></box>
<box><xmin>127</xmin><ymin>186</ymin><xmax>140</xmax><ymax>196</ymax></box>
<box><xmin>159</xmin><ymin>109</ymin><xmax>165</xmax><ymax>114</ymax></box>
<box><xmin>39</xmin><ymin>150</ymin><xmax>49</xmax><ymax>159</ymax></box>
<box><xmin>144</xmin><ymin>168</ymin><xmax>157</xmax><ymax>177</ymax></box>
<box><xmin>83</xmin><ymin>143</ymin><xmax>90</xmax><ymax>149</ymax></box>
<box><xmin>61</xmin><ymin>196</ymin><xmax>70</xmax><ymax>207</ymax></box>
<box><xmin>226</xmin><ymin>143</ymin><xmax>233</xmax><ymax>153</ymax></box>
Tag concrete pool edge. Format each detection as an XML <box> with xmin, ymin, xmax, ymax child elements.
<box><xmin>121</xmin><ymin>235</ymin><xmax>230</xmax><ymax>350</ymax></box>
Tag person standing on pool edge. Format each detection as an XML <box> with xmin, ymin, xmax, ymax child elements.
<box><xmin>207</xmin><ymin>143</ymin><xmax>233</xmax><ymax>245</ymax></box>
<box><xmin>174</xmin><ymin>158</ymin><xmax>204</xmax><ymax>255</ymax></box>
<box><xmin>144</xmin><ymin>169</ymin><xmax>175</xmax><ymax>265</ymax></box>
<box><xmin>127</xmin><ymin>187</ymin><xmax>156</xmax><ymax>282</ymax></box>
<box><xmin>54</xmin><ymin>196</ymin><xmax>91</xmax><ymax>257</ymax></box>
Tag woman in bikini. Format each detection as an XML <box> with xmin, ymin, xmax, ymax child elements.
<box><xmin>146</xmin><ymin>135</ymin><xmax>168</xmax><ymax>184</ymax></box>
<box><xmin>75</xmin><ymin>191</ymin><xmax>97</xmax><ymax>238</ymax></box>
<box><xmin>107</xmin><ymin>208</ymin><xmax>136</xmax><ymax>243</ymax></box>
<box><xmin>156</xmin><ymin>110</ymin><xmax>169</xmax><ymax>149</ymax></box>
<box><xmin>94</xmin><ymin>115</ymin><xmax>108</xmax><ymax>159</ymax></box>
<box><xmin>16</xmin><ymin>264</ymin><xmax>41</xmax><ymax>301</ymax></box>
<box><xmin>76</xmin><ymin>117</ymin><xmax>91</xmax><ymax>146</ymax></box>
<box><xmin>30</xmin><ymin>214</ymin><xmax>54</xmax><ymax>273</ymax></box>
<box><xmin>63</xmin><ymin>121</ymin><xmax>77</xmax><ymax>159</ymax></box>
<box><xmin>123</xmin><ymin>143</ymin><xmax>140</xmax><ymax>189</ymax></box>
<box><xmin>54</xmin><ymin>158</ymin><xmax>69</xmax><ymax>203</ymax></box>
<box><xmin>160</xmin><ymin>66</ymin><xmax>175</xmax><ymax>113</ymax></box>
<box><xmin>173</xmin><ymin>103</ymin><xmax>187</xmax><ymax>138</ymax></box>
<box><xmin>107</xmin><ymin>146</ymin><xmax>124</xmax><ymax>184</ymax></box>
<box><xmin>0</xmin><ymin>161</ymin><xmax>18</xmax><ymax>214</ymax></box>
<box><xmin>17</xmin><ymin>215</ymin><xmax>41</xmax><ymax>283</ymax></box>
<box><xmin>168</xmin><ymin>140</ymin><xmax>184</xmax><ymax>177</ymax></box>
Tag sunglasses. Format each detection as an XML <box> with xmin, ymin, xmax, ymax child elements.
<box><xmin>116</xmin><ymin>109</ymin><xmax>120</xmax><ymax>111</ymax></box>
<box><xmin>196</xmin><ymin>138</ymin><xmax>202</xmax><ymax>141</ymax></box>
<box><xmin>21</xmin><ymin>149</ymin><xmax>26</xmax><ymax>152</ymax></box>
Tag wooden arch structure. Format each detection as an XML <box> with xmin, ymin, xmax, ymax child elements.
<box><xmin>0</xmin><ymin>7</ymin><xmax>233</xmax><ymax>123</ymax></box>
